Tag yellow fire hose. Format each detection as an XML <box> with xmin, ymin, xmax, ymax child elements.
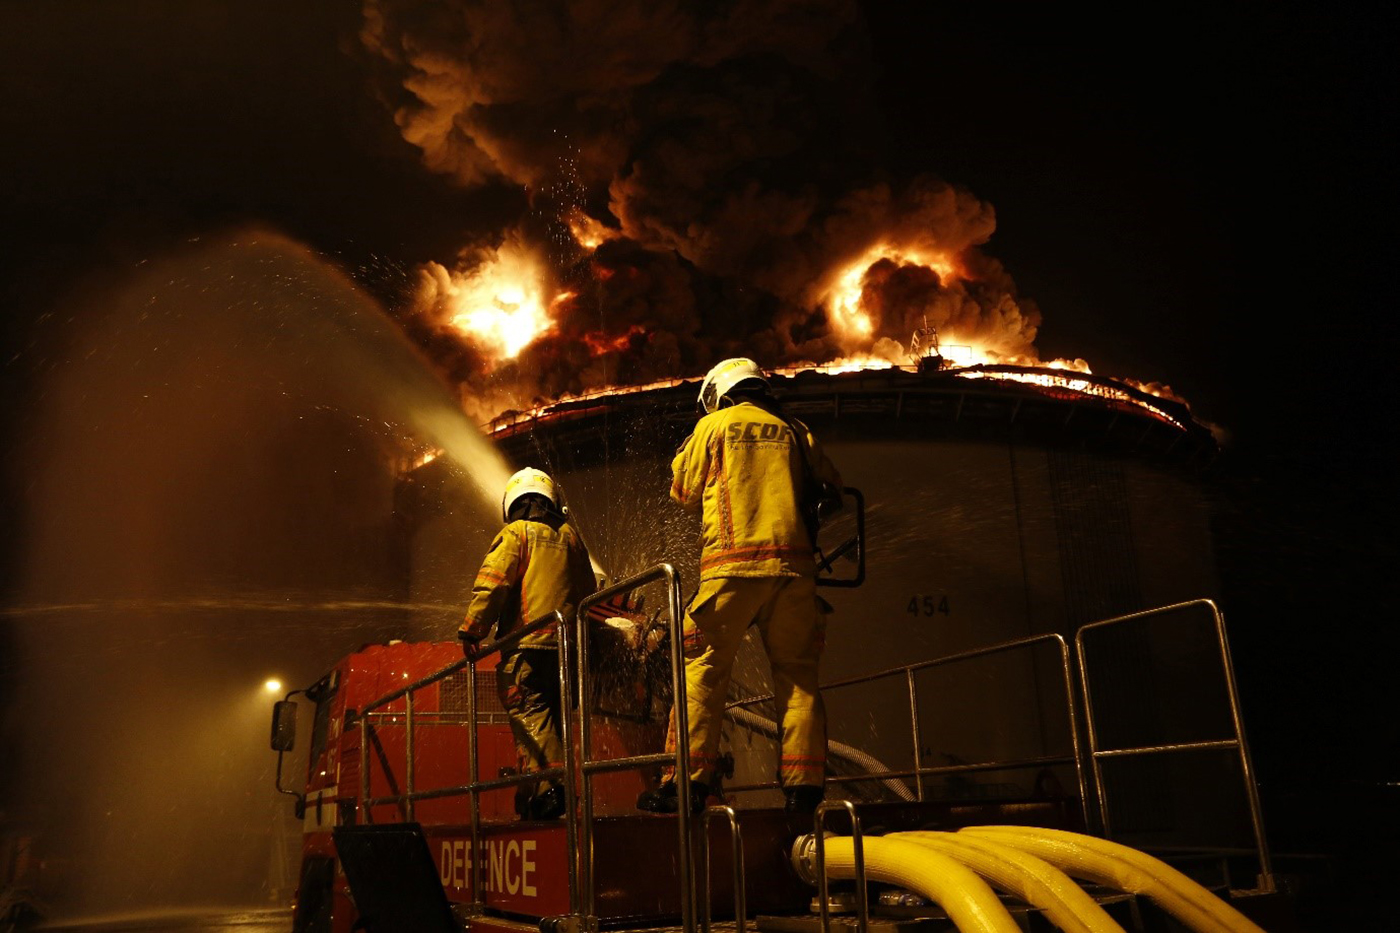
<box><xmin>960</xmin><ymin>826</ymin><xmax>1266</xmax><ymax>933</ymax></box>
<box><xmin>793</xmin><ymin>835</ymin><xmax>1022</xmax><ymax>933</ymax></box>
<box><xmin>893</xmin><ymin>831</ymin><xmax>1125</xmax><ymax>933</ymax></box>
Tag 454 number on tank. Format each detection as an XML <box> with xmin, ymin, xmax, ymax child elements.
<box><xmin>907</xmin><ymin>594</ymin><xmax>951</xmax><ymax>617</ymax></box>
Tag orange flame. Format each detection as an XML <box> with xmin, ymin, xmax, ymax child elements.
<box><xmin>566</xmin><ymin>208</ymin><xmax>615</xmax><ymax>251</ymax></box>
<box><xmin>583</xmin><ymin>324</ymin><xmax>647</xmax><ymax>356</ymax></box>
<box><xmin>439</xmin><ymin>241</ymin><xmax>565</xmax><ymax>360</ymax></box>
<box><xmin>430</xmin><ymin>230</ymin><xmax>1186</xmax><ymax>431</ymax></box>
<box><xmin>827</xmin><ymin>243</ymin><xmax>962</xmax><ymax>343</ymax></box>
<box><xmin>483</xmin><ymin>360</ymin><xmax>1184</xmax><ymax>437</ymax></box>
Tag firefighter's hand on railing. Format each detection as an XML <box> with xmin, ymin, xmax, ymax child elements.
<box><xmin>636</xmin><ymin>609</ymin><xmax>669</xmax><ymax>657</ymax></box>
<box><xmin>458</xmin><ymin>628</ymin><xmax>484</xmax><ymax>660</ymax></box>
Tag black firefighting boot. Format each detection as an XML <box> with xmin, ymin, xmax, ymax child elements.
<box><xmin>529</xmin><ymin>783</ymin><xmax>566</xmax><ymax>820</ymax></box>
<box><xmin>782</xmin><ymin>784</ymin><xmax>824</xmax><ymax>817</ymax></box>
<box><xmin>636</xmin><ymin>780</ymin><xmax>709</xmax><ymax>814</ymax></box>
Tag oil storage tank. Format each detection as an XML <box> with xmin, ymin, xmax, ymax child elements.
<box><xmin>396</xmin><ymin>363</ymin><xmax>1222</xmax><ymax>820</ymax></box>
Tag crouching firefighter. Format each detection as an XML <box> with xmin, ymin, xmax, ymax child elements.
<box><xmin>459</xmin><ymin>468</ymin><xmax>597</xmax><ymax>820</ymax></box>
<box><xmin>638</xmin><ymin>358</ymin><xmax>844</xmax><ymax>816</ymax></box>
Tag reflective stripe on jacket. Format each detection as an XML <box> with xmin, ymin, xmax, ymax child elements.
<box><xmin>671</xmin><ymin>400</ymin><xmax>842</xmax><ymax>580</ymax></box>
<box><xmin>460</xmin><ymin>517</ymin><xmax>596</xmax><ymax>648</ymax></box>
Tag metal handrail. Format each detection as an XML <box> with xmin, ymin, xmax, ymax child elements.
<box><xmin>464</xmin><ymin>610</ymin><xmax>578</xmax><ymax>916</ymax></box>
<box><xmin>355</xmin><ymin>611</ymin><xmax>565</xmax><ymax>812</ymax></box>
<box><xmin>576</xmin><ymin>563</ymin><xmax>693</xmax><ymax>933</ymax></box>
<box><xmin>725</xmin><ymin>632</ymin><xmax>1087</xmax><ymax>810</ymax></box>
<box><xmin>353</xmin><ymin>610</ymin><xmax>581</xmax><ymax>918</ymax></box>
<box><xmin>1076</xmin><ymin>599</ymin><xmax>1274</xmax><ymax>892</ymax></box>
<box><xmin>699</xmin><ymin>805</ymin><xmax>747</xmax><ymax>933</ymax></box>
<box><xmin>723</xmin><ymin>755</ymin><xmax>1079</xmax><ymax>796</ymax></box>
<box><xmin>814</xmin><ymin>487</ymin><xmax>865</xmax><ymax>588</ymax></box>
<box><xmin>814</xmin><ymin>800</ymin><xmax>867</xmax><ymax>933</ymax></box>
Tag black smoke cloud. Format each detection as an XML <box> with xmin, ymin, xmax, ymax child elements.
<box><xmin>361</xmin><ymin>0</ymin><xmax>1044</xmax><ymax>414</ymax></box>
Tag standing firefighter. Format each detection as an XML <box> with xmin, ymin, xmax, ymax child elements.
<box><xmin>459</xmin><ymin>468</ymin><xmax>596</xmax><ymax>820</ymax></box>
<box><xmin>637</xmin><ymin>358</ymin><xmax>843</xmax><ymax>816</ymax></box>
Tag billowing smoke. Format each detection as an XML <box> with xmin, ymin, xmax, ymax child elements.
<box><xmin>361</xmin><ymin>0</ymin><xmax>1050</xmax><ymax>417</ymax></box>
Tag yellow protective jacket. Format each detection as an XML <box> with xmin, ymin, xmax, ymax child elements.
<box><xmin>460</xmin><ymin>516</ymin><xmax>596</xmax><ymax>648</ymax></box>
<box><xmin>671</xmin><ymin>400</ymin><xmax>842</xmax><ymax>580</ymax></box>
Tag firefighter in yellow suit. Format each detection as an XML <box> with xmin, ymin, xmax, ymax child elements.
<box><xmin>637</xmin><ymin>358</ymin><xmax>843</xmax><ymax>816</ymax></box>
<box><xmin>459</xmin><ymin>468</ymin><xmax>596</xmax><ymax>820</ymax></box>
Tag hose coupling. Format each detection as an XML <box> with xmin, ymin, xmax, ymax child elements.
<box><xmin>789</xmin><ymin>831</ymin><xmax>834</xmax><ymax>886</ymax></box>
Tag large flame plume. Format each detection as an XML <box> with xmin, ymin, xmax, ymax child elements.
<box><xmin>826</xmin><ymin>244</ymin><xmax>962</xmax><ymax>343</ymax></box>
<box><xmin>364</xmin><ymin>0</ymin><xmax>1187</xmax><ymax>420</ymax></box>
<box><xmin>416</xmin><ymin>232</ymin><xmax>567</xmax><ymax>365</ymax></box>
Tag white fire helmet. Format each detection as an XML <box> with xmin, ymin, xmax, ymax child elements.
<box><xmin>697</xmin><ymin>357</ymin><xmax>770</xmax><ymax>414</ymax></box>
<box><xmin>502</xmin><ymin>467</ymin><xmax>559</xmax><ymax>521</ymax></box>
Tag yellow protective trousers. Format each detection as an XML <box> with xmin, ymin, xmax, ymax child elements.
<box><xmin>496</xmin><ymin>648</ymin><xmax>565</xmax><ymax>811</ymax></box>
<box><xmin>666</xmin><ymin>574</ymin><xmax>827</xmax><ymax>789</ymax></box>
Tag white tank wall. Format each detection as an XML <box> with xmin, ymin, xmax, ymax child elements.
<box><xmin>404</xmin><ymin>410</ymin><xmax>1219</xmax><ymax>804</ymax></box>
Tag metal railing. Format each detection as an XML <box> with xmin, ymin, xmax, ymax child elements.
<box><xmin>349</xmin><ymin>563</ymin><xmax>693</xmax><ymax>931</ymax></box>
<box><xmin>724</xmin><ymin>632</ymin><xmax>1088</xmax><ymax>812</ymax></box>
<box><xmin>463</xmin><ymin>610</ymin><xmax>579</xmax><ymax>915</ymax></box>
<box><xmin>347</xmin><ymin>586</ymin><xmax>1275</xmax><ymax>918</ymax></box>
<box><xmin>699</xmin><ymin>805</ymin><xmax>747</xmax><ymax>933</ymax></box>
<box><xmin>354</xmin><ymin>610</ymin><xmax>580</xmax><ymax>916</ymax></box>
<box><xmin>356</xmin><ymin>656</ymin><xmax>469</xmax><ymax>823</ymax></box>
<box><xmin>576</xmin><ymin>563</ymin><xmax>694</xmax><ymax>933</ymax></box>
<box><xmin>813</xmin><ymin>800</ymin><xmax>869</xmax><ymax>933</ymax></box>
<box><xmin>1076</xmin><ymin>599</ymin><xmax>1274</xmax><ymax>892</ymax></box>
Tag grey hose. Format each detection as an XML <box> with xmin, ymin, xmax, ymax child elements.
<box><xmin>724</xmin><ymin>705</ymin><xmax>916</xmax><ymax>801</ymax></box>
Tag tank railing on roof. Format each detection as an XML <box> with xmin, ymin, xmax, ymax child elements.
<box><xmin>479</xmin><ymin>362</ymin><xmax>1199</xmax><ymax>445</ymax></box>
<box><xmin>576</xmin><ymin>563</ymin><xmax>695</xmax><ymax>933</ymax></box>
<box><xmin>353</xmin><ymin>610</ymin><xmax>582</xmax><ymax>919</ymax></box>
<box><xmin>1076</xmin><ymin>598</ymin><xmax>1275</xmax><ymax>893</ymax></box>
<box><xmin>723</xmin><ymin>632</ymin><xmax>1088</xmax><ymax>813</ymax></box>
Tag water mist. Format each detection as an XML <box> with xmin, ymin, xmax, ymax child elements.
<box><xmin>5</xmin><ymin>229</ymin><xmax>510</xmax><ymax>919</ymax></box>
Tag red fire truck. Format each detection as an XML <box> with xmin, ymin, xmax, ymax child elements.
<box><xmin>271</xmin><ymin>547</ymin><xmax>1291</xmax><ymax>933</ymax></box>
<box><xmin>270</xmin><ymin>597</ymin><xmax>676</xmax><ymax>933</ymax></box>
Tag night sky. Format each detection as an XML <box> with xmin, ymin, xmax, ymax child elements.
<box><xmin>1</xmin><ymin>0</ymin><xmax>1396</xmax><ymax>919</ymax></box>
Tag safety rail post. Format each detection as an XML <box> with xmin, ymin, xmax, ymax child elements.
<box><xmin>905</xmin><ymin>669</ymin><xmax>923</xmax><ymax>802</ymax></box>
<box><xmin>463</xmin><ymin>610</ymin><xmax>572</xmax><ymax>916</ymax></box>
<box><xmin>556</xmin><ymin>607</ymin><xmax>581</xmax><ymax>922</ymax></box>
<box><xmin>404</xmin><ymin>691</ymin><xmax>415</xmax><ymax>822</ymax></box>
<box><xmin>699</xmin><ymin>805</ymin><xmax>747</xmax><ymax>933</ymax></box>
<box><xmin>358</xmin><ymin>714</ymin><xmax>370</xmax><ymax>824</ymax></box>
<box><xmin>466</xmin><ymin>640</ymin><xmax>482</xmax><ymax>913</ymax></box>
<box><xmin>576</xmin><ymin>563</ymin><xmax>692</xmax><ymax>933</ymax></box>
<box><xmin>813</xmin><ymin>800</ymin><xmax>867</xmax><ymax>933</ymax></box>
<box><xmin>1050</xmin><ymin>633</ymin><xmax>1091</xmax><ymax>828</ymax></box>
<box><xmin>1076</xmin><ymin>599</ymin><xmax>1274</xmax><ymax>893</ymax></box>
